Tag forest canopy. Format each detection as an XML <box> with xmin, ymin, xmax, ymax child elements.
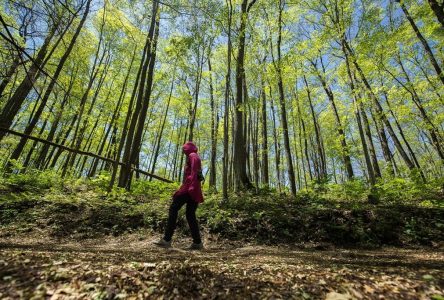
<box><xmin>0</xmin><ymin>0</ymin><xmax>443</xmax><ymax>199</ymax></box>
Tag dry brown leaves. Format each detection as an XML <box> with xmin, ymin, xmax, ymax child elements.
<box><xmin>0</xmin><ymin>235</ymin><xmax>443</xmax><ymax>299</ymax></box>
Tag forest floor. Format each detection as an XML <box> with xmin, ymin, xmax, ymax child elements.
<box><xmin>0</xmin><ymin>231</ymin><xmax>443</xmax><ymax>300</ymax></box>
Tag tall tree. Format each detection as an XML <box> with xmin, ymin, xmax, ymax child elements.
<box><xmin>233</xmin><ymin>0</ymin><xmax>257</xmax><ymax>191</ymax></box>
<box><xmin>119</xmin><ymin>0</ymin><xmax>160</xmax><ymax>189</ymax></box>
<box><xmin>396</xmin><ymin>0</ymin><xmax>444</xmax><ymax>86</ymax></box>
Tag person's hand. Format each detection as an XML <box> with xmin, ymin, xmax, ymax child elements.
<box><xmin>188</xmin><ymin>186</ymin><xmax>195</xmax><ymax>193</ymax></box>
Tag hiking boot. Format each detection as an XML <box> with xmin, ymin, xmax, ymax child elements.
<box><xmin>187</xmin><ymin>242</ymin><xmax>204</xmax><ymax>250</ymax></box>
<box><xmin>154</xmin><ymin>238</ymin><xmax>172</xmax><ymax>248</ymax></box>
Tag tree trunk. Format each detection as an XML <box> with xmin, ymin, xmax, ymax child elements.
<box><xmin>109</xmin><ymin>44</ymin><xmax>145</xmax><ymax>189</ymax></box>
<box><xmin>149</xmin><ymin>66</ymin><xmax>175</xmax><ymax>178</ymax></box>
<box><xmin>260</xmin><ymin>78</ymin><xmax>269</xmax><ymax>187</ymax></box>
<box><xmin>0</xmin><ymin>23</ymin><xmax>58</xmax><ymax>141</ymax></box>
<box><xmin>222</xmin><ymin>0</ymin><xmax>233</xmax><ymax>201</ymax></box>
<box><xmin>233</xmin><ymin>0</ymin><xmax>255</xmax><ymax>191</ymax></box>
<box><xmin>273</xmin><ymin>0</ymin><xmax>296</xmax><ymax>195</ymax></box>
<box><xmin>382</xmin><ymin>89</ymin><xmax>426</xmax><ymax>181</ymax></box>
<box><xmin>343</xmin><ymin>39</ymin><xmax>415</xmax><ymax>170</ymax></box>
<box><xmin>359</xmin><ymin>101</ymin><xmax>382</xmax><ymax>178</ymax></box>
<box><xmin>21</xmin><ymin>100</ymin><xmax>56</xmax><ymax>170</ymax></box>
<box><xmin>311</xmin><ymin>58</ymin><xmax>354</xmax><ymax>179</ymax></box>
<box><xmin>270</xmin><ymin>93</ymin><xmax>281</xmax><ymax>192</ymax></box>
<box><xmin>120</xmin><ymin>1</ymin><xmax>160</xmax><ymax>189</ymax></box>
<box><xmin>5</xmin><ymin>0</ymin><xmax>91</xmax><ymax>167</ymax></box>
<box><xmin>343</xmin><ymin>45</ymin><xmax>376</xmax><ymax>185</ymax></box>
<box><xmin>35</xmin><ymin>65</ymin><xmax>78</xmax><ymax>169</ymax></box>
<box><xmin>397</xmin><ymin>0</ymin><xmax>444</xmax><ymax>85</ymax></box>
<box><xmin>390</xmin><ymin>55</ymin><xmax>444</xmax><ymax>160</ymax></box>
<box><xmin>208</xmin><ymin>55</ymin><xmax>218</xmax><ymax>191</ymax></box>
<box><xmin>428</xmin><ymin>0</ymin><xmax>444</xmax><ymax>28</ymax></box>
<box><xmin>303</xmin><ymin>75</ymin><xmax>326</xmax><ymax>181</ymax></box>
<box><xmin>0</xmin><ymin>55</ymin><xmax>21</xmax><ymax>98</ymax></box>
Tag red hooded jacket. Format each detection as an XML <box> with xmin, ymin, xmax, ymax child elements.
<box><xmin>173</xmin><ymin>142</ymin><xmax>204</xmax><ymax>203</ymax></box>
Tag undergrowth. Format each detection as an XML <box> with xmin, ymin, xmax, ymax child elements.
<box><xmin>0</xmin><ymin>169</ymin><xmax>443</xmax><ymax>246</ymax></box>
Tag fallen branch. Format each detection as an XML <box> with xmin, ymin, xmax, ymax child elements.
<box><xmin>0</xmin><ymin>127</ymin><xmax>173</xmax><ymax>183</ymax></box>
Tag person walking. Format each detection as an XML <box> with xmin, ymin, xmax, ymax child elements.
<box><xmin>154</xmin><ymin>141</ymin><xmax>204</xmax><ymax>250</ymax></box>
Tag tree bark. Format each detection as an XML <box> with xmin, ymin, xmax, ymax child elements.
<box><xmin>208</xmin><ymin>55</ymin><xmax>218</xmax><ymax>191</ymax></box>
<box><xmin>343</xmin><ymin>46</ymin><xmax>376</xmax><ymax>185</ymax></box>
<box><xmin>119</xmin><ymin>1</ymin><xmax>160</xmax><ymax>189</ymax></box>
<box><xmin>0</xmin><ymin>55</ymin><xmax>21</xmax><ymax>98</ymax></box>
<box><xmin>303</xmin><ymin>75</ymin><xmax>326</xmax><ymax>182</ymax></box>
<box><xmin>5</xmin><ymin>0</ymin><xmax>92</xmax><ymax>167</ymax></box>
<box><xmin>233</xmin><ymin>0</ymin><xmax>255</xmax><ymax>191</ymax></box>
<box><xmin>0</xmin><ymin>23</ymin><xmax>58</xmax><ymax>141</ymax></box>
<box><xmin>311</xmin><ymin>58</ymin><xmax>354</xmax><ymax>179</ymax></box>
<box><xmin>260</xmin><ymin>77</ymin><xmax>269</xmax><ymax>187</ymax></box>
<box><xmin>428</xmin><ymin>0</ymin><xmax>444</xmax><ymax>28</ymax></box>
<box><xmin>273</xmin><ymin>0</ymin><xmax>297</xmax><ymax>195</ymax></box>
<box><xmin>397</xmin><ymin>0</ymin><xmax>444</xmax><ymax>85</ymax></box>
<box><xmin>343</xmin><ymin>39</ymin><xmax>415</xmax><ymax>170</ymax></box>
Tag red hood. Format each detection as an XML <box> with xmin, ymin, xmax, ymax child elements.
<box><xmin>182</xmin><ymin>142</ymin><xmax>198</xmax><ymax>156</ymax></box>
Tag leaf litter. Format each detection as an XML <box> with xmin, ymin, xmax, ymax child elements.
<box><xmin>0</xmin><ymin>233</ymin><xmax>443</xmax><ymax>299</ymax></box>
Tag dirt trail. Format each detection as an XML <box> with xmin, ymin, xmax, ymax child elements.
<box><xmin>0</xmin><ymin>233</ymin><xmax>443</xmax><ymax>299</ymax></box>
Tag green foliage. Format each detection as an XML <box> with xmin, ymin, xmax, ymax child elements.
<box><xmin>130</xmin><ymin>179</ymin><xmax>178</xmax><ymax>200</ymax></box>
<box><xmin>374</xmin><ymin>176</ymin><xmax>444</xmax><ymax>204</ymax></box>
<box><xmin>89</xmin><ymin>171</ymin><xmax>112</xmax><ymax>191</ymax></box>
<box><xmin>2</xmin><ymin>169</ymin><xmax>63</xmax><ymax>192</ymax></box>
<box><xmin>326</xmin><ymin>179</ymin><xmax>369</xmax><ymax>202</ymax></box>
<box><xmin>0</xmin><ymin>171</ymin><xmax>443</xmax><ymax>246</ymax></box>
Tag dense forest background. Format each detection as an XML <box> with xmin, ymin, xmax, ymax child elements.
<box><xmin>0</xmin><ymin>0</ymin><xmax>443</xmax><ymax>199</ymax></box>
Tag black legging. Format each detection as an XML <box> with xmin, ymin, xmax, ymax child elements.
<box><xmin>163</xmin><ymin>193</ymin><xmax>202</xmax><ymax>244</ymax></box>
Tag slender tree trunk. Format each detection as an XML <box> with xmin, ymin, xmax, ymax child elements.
<box><xmin>90</xmin><ymin>49</ymin><xmax>136</xmax><ymax>178</ymax></box>
<box><xmin>0</xmin><ymin>55</ymin><xmax>21</xmax><ymax>98</ymax></box>
<box><xmin>343</xmin><ymin>45</ymin><xmax>376</xmax><ymax>185</ymax></box>
<box><xmin>120</xmin><ymin>2</ymin><xmax>160</xmax><ymax>189</ymax></box>
<box><xmin>359</xmin><ymin>102</ymin><xmax>382</xmax><ymax>178</ymax></box>
<box><xmin>390</xmin><ymin>55</ymin><xmax>444</xmax><ymax>160</ymax></box>
<box><xmin>188</xmin><ymin>48</ymin><xmax>204</xmax><ymax>142</ymax></box>
<box><xmin>109</xmin><ymin>45</ymin><xmax>145</xmax><ymax>190</ymax></box>
<box><xmin>149</xmin><ymin>66</ymin><xmax>175</xmax><ymax>178</ymax></box>
<box><xmin>382</xmin><ymin>90</ymin><xmax>426</xmax><ymax>181</ymax></box>
<box><xmin>303</xmin><ymin>75</ymin><xmax>326</xmax><ymax>181</ymax></box>
<box><xmin>47</xmin><ymin>113</ymin><xmax>78</xmax><ymax>169</ymax></box>
<box><xmin>21</xmin><ymin>99</ymin><xmax>56</xmax><ymax>170</ymax></box>
<box><xmin>396</xmin><ymin>0</ymin><xmax>444</xmax><ymax>84</ymax></box>
<box><xmin>118</xmin><ymin>12</ymin><xmax>156</xmax><ymax>188</ymax></box>
<box><xmin>260</xmin><ymin>78</ymin><xmax>269</xmax><ymax>187</ymax></box>
<box><xmin>0</xmin><ymin>23</ymin><xmax>58</xmax><ymax>141</ymax></box>
<box><xmin>296</xmin><ymin>88</ymin><xmax>312</xmax><ymax>183</ymax></box>
<box><xmin>272</xmin><ymin>0</ymin><xmax>296</xmax><ymax>195</ymax></box>
<box><xmin>5</xmin><ymin>0</ymin><xmax>91</xmax><ymax>167</ymax></box>
<box><xmin>35</xmin><ymin>65</ymin><xmax>77</xmax><ymax>169</ymax></box>
<box><xmin>311</xmin><ymin>59</ymin><xmax>354</xmax><ymax>179</ymax></box>
<box><xmin>343</xmin><ymin>39</ymin><xmax>415</xmax><ymax>170</ymax></box>
<box><xmin>208</xmin><ymin>56</ymin><xmax>218</xmax><ymax>191</ymax></box>
<box><xmin>427</xmin><ymin>0</ymin><xmax>444</xmax><ymax>28</ymax></box>
<box><xmin>294</xmin><ymin>87</ymin><xmax>308</xmax><ymax>187</ymax></box>
<box><xmin>65</xmin><ymin>53</ymin><xmax>110</xmax><ymax>175</ymax></box>
<box><xmin>270</xmin><ymin>94</ymin><xmax>281</xmax><ymax>192</ymax></box>
<box><xmin>397</xmin><ymin>0</ymin><xmax>444</xmax><ymax>85</ymax></box>
<box><xmin>222</xmin><ymin>0</ymin><xmax>233</xmax><ymax>200</ymax></box>
<box><xmin>252</xmin><ymin>106</ymin><xmax>259</xmax><ymax>186</ymax></box>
